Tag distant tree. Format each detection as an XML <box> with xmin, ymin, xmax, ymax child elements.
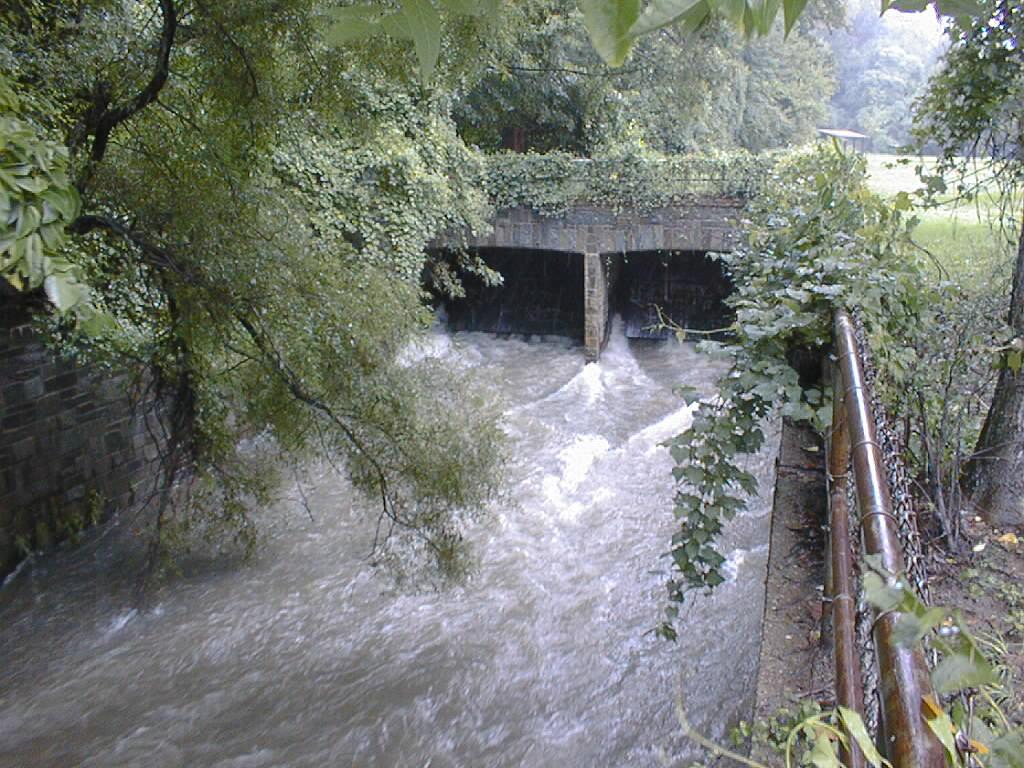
<box><xmin>453</xmin><ymin>3</ymin><xmax>837</xmax><ymax>155</ymax></box>
<box><xmin>728</xmin><ymin>27</ymin><xmax>836</xmax><ymax>152</ymax></box>
<box><xmin>828</xmin><ymin>0</ymin><xmax>946</xmax><ymax>151</ymax></box>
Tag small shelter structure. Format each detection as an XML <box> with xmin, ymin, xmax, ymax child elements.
<box><xmin>816</xmin><ymin>128</ymin><xmax>869</xmax><ymax>152</ymax></box>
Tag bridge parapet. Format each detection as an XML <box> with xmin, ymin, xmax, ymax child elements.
<box><xmin>456</xmin><ymin>202</ymin><xmax>743</xmax><ymax>255</ymax></box>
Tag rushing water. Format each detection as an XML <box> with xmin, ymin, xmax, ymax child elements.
<box><xmin>0</xmin><ymin>323</ymin><xmax>778</xmax><ymax>768</ymax></box>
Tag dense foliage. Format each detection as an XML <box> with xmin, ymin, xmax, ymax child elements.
<box><xmin>454</xmin><ymin>0</ymin><xmax>837</xmax><ymax>155</ymax></box>
<box><xmin>0</xmin><ymin>77</ymin><xmax>92</xmax><ymax>319</ymax></box>
<box><xmin>0</xmin><ymin>0</ymin><xmax>849</xmax><ymax>577</ymax></box>
<box><xmin>4</xmin><ymin>0</ymin><xmax>1004</xmax><ymax>575</ymax></box>
<box><xmin>658</xmin><ymin>144</ymin><xmax>927</xmax><ymax>632</ymax></box>
<box><xmin>482</xmin><ymin>149</ymin><xmax>768</xmax><ymax>215</ymax></box>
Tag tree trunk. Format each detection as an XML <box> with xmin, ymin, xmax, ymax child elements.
<box><xmin>965</xmin><ymin>209</ymin><xmax>1024</xmax><ymax>527</ymax></box>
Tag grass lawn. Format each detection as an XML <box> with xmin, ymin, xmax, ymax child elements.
<box><xmin>863</xmin><ymin>152</ymin><xmax>1017</xmax><ymax>283</ymax></box>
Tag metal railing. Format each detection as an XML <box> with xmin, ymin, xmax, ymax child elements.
<box><xmin>828</xmin><ymin>310</ymin><xmax>946</xmax><ymax>768</ymax></box>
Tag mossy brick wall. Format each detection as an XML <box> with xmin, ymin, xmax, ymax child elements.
<box><xmin>0</xmin><ymin>297</ymin><xmax>161</xmax><ymax>577</ymax></box>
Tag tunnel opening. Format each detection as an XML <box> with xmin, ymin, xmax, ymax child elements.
<box><xmin>616</xmin><ymin>250</ymin><xmax>733</xmax><ymax>340</ymax></box>
<box><xmin>429</xmin><ymin>248</ymin><xmax>585</xmax><ymax>341</ymax></box>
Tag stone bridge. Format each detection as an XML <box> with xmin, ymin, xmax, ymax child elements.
<box><xmin>435</xmin><ymin>198</ymin><xmax>744</xmax><ymax>360</ymax></box>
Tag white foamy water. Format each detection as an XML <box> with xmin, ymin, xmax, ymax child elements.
<box><xmin>0</xmin><ymin>320</ymin><xmax>778</xmax><ymax>767</ymax></box>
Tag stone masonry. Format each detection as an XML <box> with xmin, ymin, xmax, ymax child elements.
<box><xmin>583</xmin><ymin>252</ymin><xmax>621</xmax><ymax>362</ymax></box>
<box><xmin>463</xmin><ymin>201</ymin><xmax>743</xmax><ymax>256</ymax></box>
<box><xmin>0</xmin><ymin>295</ymin><xmax>162</xmax><ymax>578</ymax></box>
<box><xmin>450</xmin><ymin>200</ymin><xmax>743</xmax><ymax>359</ymax></box>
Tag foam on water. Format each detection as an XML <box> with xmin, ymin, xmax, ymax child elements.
<box><xmin>541</xmin><ymin>434</ymin><xmax>611</xmax><ymax>521</ymax></box>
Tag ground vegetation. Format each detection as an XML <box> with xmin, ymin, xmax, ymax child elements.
<box><xmin>912</xmin><ymin>0</ymin><xmax>1024</xmax><ymax>528</ymax></box>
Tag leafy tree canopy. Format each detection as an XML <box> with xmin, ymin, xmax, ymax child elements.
<box><xmin>1</xmin><ymin>0</ymin><xmax>506</xmax><ymax>572</ymax></box>
<box><xmin>828</xmin><ymin>0</ymin><xmax>946</xmax><ymax>151</ymax></box>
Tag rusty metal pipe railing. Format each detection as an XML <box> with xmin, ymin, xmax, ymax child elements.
<box><xmin>833</xmin><ymin>310</ymin><xmax>945</xmax><ymax>768</ymax></box>
<box><xmin>827</xmin><ymin>382</ymin><xmax>867</xmax><ymax>768</ymax></box>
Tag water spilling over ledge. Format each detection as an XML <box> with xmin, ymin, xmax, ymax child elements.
<box><xmin>0</xmin><ymin>324</ymin><xmax>778</xmax><ymax>767</ymax></box>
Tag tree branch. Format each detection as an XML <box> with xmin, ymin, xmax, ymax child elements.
<box><xmin>87</xmin><ymin>0</ymin><xmax>178</xmax><ymax>163</ymax></box>
<box><xmin>68</xmin><ymin>213</ymin><xmax>188</xmax><ymax>278</ymax></box>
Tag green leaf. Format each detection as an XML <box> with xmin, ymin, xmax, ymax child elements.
<box><xmin>923</xmin><ymin>704</ymin><xmax>959</xmax><ymax>764</ymax></box>
<box><xmin>24</xmin><ymin>233</ymin><xmax>44</xmax><ymax>285</ymax></box>
<box><xmin>931</xmin><ymin>651</ymin><xmax>997</xmax><ymax>695</ymax></box>
<box><xmin>628</xmin><ymin>0</ymin><xmax>703</xmax><ymax>36</ymax></box>
<box><xmin>891</xmin><ymin>606</ymin><xmax>944</xmax><ymax>646</ymax></box>
<box><xmin>15</xmin><ymin>201</ymin><xmax>40</xmax><ymax>237</ymax></box>
<box><xmin>893</xmin><ymin>191</ymin><xmax>913</xmax><ymax>211</ymax></box>
<box><xmin>837</xmin><ymin>707</ymin><xmax>886</xmax><ymax>768</ymax></box>
<box><xmin>325</xmin><ymin>19</ymin><xmax>379</xmax><ymax>44</ymax></box>
<box><xmin>681</xmin><ymin>465</ymin><xmax>704</xmax><ymax>484</ymax></box>
<box><xmin>1008</xmin><ymin>349</ymin><xmax>1023</xmax><ymax>375</ymax></box>
<box><xmin>579</xmin><ymin>0</ymin><xmax>641</xmax><ymax>67</ymax></box>
<box><xmin>808</xmin><ymin>728</ymin><xmax>841</xmax><ymax>768</ymax></box>
<box><xmin>380</xmin><ymin>11</ymin><xmax>415</xmax><ymax>40</ymax></box>
<box><xmin>933</xmin><ymin>0</ymin><xmax>984</xmax><ymax>16</ymax></box>
<box><xmin>990</xmin><ymin>730</ymin><xmax>1024</xmax><ymax>768</ymax></box>
<box><xmin>325</xmin><ymin>7</ymin><xmax>384</xmax><ymax>45</ymax></box>
<box><xmin>782</xmin><ymin>0</ymin><xmax>808</xmax><ymax>35</ymax></box>
<box><xmin>713</xmin><ymin>0</ymin><xmax>749</xmax><ymax>26</ymax></box>
<box><xmin>748</xmin><ymin>0</ymin><xmax>781</xmax><ymax>36</ymax></box>
<box><xmin>43</xmin><ymin>274</ymin><xmax>85</xmax><ymax>312</ymax></box>
<box><xmin>79</xmin><ymin>311</ymin><xmax>118</xmax><ymax>336</ymax></box>
<box><xmin>862</xmin><ymin>571</ymin><xmax>904</xmax><ymax>612</ymax></box>
<box><xmin>398</xmin><ymin>0</ymin><xmax>443</xmax><ymax>85</ymax></box>
<box><xmin>38</xmin><ymin>222</ymin><xmax>63</xmax><ymax>250</ymax></box>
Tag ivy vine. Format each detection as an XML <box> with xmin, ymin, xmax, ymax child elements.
<box><xmin>481</xmin><ymin>149</ymin><xmax>769</xmax><ymax>217</ymax></box>
<box><xmin>0</xmin><ymin>75</ymin><xmax>93</xmax><ymax>320</ymax></box>
<box><xmin>657</xmin><ymin>144</ymin><xmax>929</xmax><ymax>639</ymax></box>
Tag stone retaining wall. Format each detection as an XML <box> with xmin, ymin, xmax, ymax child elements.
<box><xmin>0</xmin><ymin>296</ymin><xmax>161</xmax><ymax>577</ymax></box>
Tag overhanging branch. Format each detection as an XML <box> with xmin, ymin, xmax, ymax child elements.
<box><xmin>68</xmin><ymin>213</ymin><xmax>188</xmax><ymax>278</ymax></box>
<box><xmin>86</xmin><ymin>0</ymin><xmax>178</xmax><ymax>163</ymax></box>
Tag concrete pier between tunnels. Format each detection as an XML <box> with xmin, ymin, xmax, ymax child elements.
<box><xmin>432</xmin><ymin>247</ymin><xmax>733</xmax><ymax>359</ymax></box>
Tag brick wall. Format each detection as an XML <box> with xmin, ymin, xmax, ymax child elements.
<box><xmin>0</xmin><ymin>295</ymin><xmax>162</xmax><ymax>577</ymax></box>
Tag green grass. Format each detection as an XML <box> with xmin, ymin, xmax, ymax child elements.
<box><xmin>864</xmin><ymin>153</ymin><xmax>938</xmax><ymax>198</ymax></box>
<box><xmin>863</xmin><ymin>153</ymin><xmax>1017</xmax><ymax>284</ymax></box>
<box><xmin>864</xmin><ymin>152</ymin><xmax>1013</xmax><ymax>222</ymax></box>
<box><xmin>912</xmin><ymin>217</ymin><xmax>1013</xmax><ymax>288</ymax></box>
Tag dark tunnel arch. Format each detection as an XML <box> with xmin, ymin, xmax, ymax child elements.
<box><xmin>429</xmin><ymin>247</ymin><xmax>585</xmax><ymax>340</ymax></box>
<box><xmin>616</xmin><ymin>250</ymin><xmax>733</xmax><ymax>340</ymax></box>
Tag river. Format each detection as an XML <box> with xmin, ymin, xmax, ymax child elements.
<box><xmin>0</xmin><ymin>323</ymin><xmax>778</xmax><ymax>767</ymax></box>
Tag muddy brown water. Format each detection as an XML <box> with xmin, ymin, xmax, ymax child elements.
<box><xmin>0</xmin><ymin>323</ymin><xmax>778</xmax><ymax>767</ymax></box>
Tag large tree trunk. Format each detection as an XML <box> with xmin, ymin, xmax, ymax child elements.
<box><xmin>965</xmin><ymin>210</ymin><xmax>1024</xmax><ymax>527</ymax></box>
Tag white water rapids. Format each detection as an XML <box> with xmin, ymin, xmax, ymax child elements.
<box><xmin>0</xmin><ymin>323</ymin><xmax>778</xmax><ymax>767</ymax></box>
